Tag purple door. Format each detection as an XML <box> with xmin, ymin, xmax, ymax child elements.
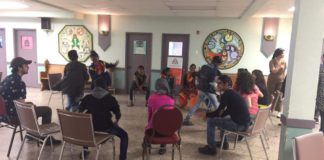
<box><xmin>14</xmin><ymin>29</ymin><xmax>38</xmax><ymax>87</ymax></box>
<box><xmin>0</xmin><ymin>29</ymin><xmax>6</xmax><ymax>80</ymax></box>
<box><xmin>125</xmin><ymin>33</ymin><xmax>152</xmax><ymax>93</ymax></box>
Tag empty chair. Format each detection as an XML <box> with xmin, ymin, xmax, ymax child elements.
<box><xmin>142</xmin><ymin>105</ymin><xmax>183</xmax><ymax>160</ymax></box>
<box><xmin>219</xmin><ymin>106</ymin><xmax>271</xmax><ymax>160</ymax></box>
<box><xmin>293</xmin><ymin>132</ymin><xmax>324</xmax><ymax>160</ymax></box>
<box><xmin>57</xmin><ymin>109</ymin><xmax>115</xmax><ymax>160</ymax></box>
<box><xmin>14</xmin><ymin>100</ymin><xmax>60</xmax><ymax>160</ymax></box>
<box><xmin>48</xmin><ymin>73</ymin><xmax>64</xmax><ymax>107</ymax></box>
<box><xmin>0</xmin><ymin>95</ymin><xmax>23</xmax><ymax>157</ymax></box>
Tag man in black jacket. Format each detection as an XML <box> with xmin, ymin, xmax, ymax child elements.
<box><xmin>198</xmin><ymin>75</ymin><xmax>251</xmax><ymax>155</ymax></box>
<box><xmin>56</xmin><ymin>50</ymin><xmax>89</xmax><ymax>111</ymax></box>
<box><xmin>79</xmin><ymin>77</ymin><xmax>128</xmax><ymax>160</ymax></box>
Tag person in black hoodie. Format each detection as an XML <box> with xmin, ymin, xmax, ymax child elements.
<box><xmin>55</xmin><ymin>50</ymin><xmax>89</xmax><ymax>111</ymax></box>
<box><xmin>198</xmin><ymin>75</ymin><xmax>251</xmax><ymax>155</ymax></box>
<box><xmin>79</xmin><ymin>77</ymin><xmax>128</xmax><ymax>160</ymax></box>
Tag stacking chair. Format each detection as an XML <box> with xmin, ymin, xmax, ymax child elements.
<box><xmin>57</xmin><ymin>109</ymin><xmax>115</xmax><ymax>160</ymax></box>
<box><xmin>48</xmin><ymin>73</ymin><xmax>64</xmax><ymax>107</ymax></box>
<box><xmin>142</xmin><ymin>105</ymin><xmax>183</xmax><ymax>160</ymax></box>
<box><xmin>0</xmin><ymin>95</ymin><xmax>23</xmax><ymax>157</ymax></box>
<box><xmin>14</xmin><ymin>100</ymin><xmax>61</xmax><ymax>160</ymax></box>
<box><xmin>219</xmin><ymin>106</ymin><xmax>271</xmax><ymax>160</ymax></box>
<box><xmin>293</xmin><ymin>132</ymin><xmax>324</xmax><ymax>160</ymax></box>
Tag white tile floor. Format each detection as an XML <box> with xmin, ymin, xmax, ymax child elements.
<box><xmin>0</xmin><ymin>88</ymin><xmax>310</xmax><ymax>160</ymax></box>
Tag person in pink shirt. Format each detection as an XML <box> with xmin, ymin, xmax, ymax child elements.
<box><xmin>234</xmin><ymin>69</ymin><xmax>263</xmax><ymax>116</ymax></box>
<box><xmin>145</xmin><ymin>78</ymin><xmax>175</xmax><ymax>155</ymax></box>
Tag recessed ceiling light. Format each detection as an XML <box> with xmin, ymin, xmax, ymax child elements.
<box><xmin>288</xmin><ymin>6</ymin><xmax>295</xmax><ymax>12</ymax></box>
<box><xmin>0</xmin><ymin>1</ymin><xmax>29</xmax><ymax>9</ymax></box>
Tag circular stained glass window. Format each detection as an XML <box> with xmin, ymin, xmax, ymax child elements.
<box><xmin>202</xmin><ymin>29</ymin><xmax>244</xmax><ymax>70</ymax></box>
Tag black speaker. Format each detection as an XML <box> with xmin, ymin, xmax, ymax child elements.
<box><xmin>41</xmin><ymin>17</ymin><xmax>51</xmax><ymax>30</ymax></box>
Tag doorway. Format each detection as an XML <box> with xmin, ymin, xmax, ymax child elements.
<box><xmin>161</xmin><ymin>34</ymin><xmax>190</xmax><ymax>91</ymax></box>
<box><xmin>14</xmin><ymin>29</ymin><xmax>38</xmax><ymax>87</ymax></box>
<box><xmin>0</xmin><ymin>29</ymin><xmax>6</xmax><ymax>80</ymax></box>
<box><xmin>125</xmin><ymin>32</ymin><xmax>152</xmax><ymax>93</ymax></box>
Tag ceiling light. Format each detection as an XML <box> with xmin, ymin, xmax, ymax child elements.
<box><xmin>288</xmin><ymin>6</ymin><xmax>295</xmax><ymax>12</ymax></box>
<box><xmin>0</xmin><ymin>1</ymin><xmax>29</xmax><ymax>9</ymax></box>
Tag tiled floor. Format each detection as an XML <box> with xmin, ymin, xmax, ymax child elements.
<box><xmin>0</xmin><ymin>88</ymin><xmax>289</xmax><ymax>160</ymax></box>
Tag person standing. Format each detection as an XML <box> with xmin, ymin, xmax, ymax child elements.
<box><xmin>88</xmin><ymin>50</ymin><xmax>118</xmax><ymax>89</ymax></box>
<box><xmin>128</xmin><ymin>65</ymin><xmax>150</xmax><ymax>106</ymax></box>
<box><xmin>183</xmin><ymin>56</ymin><xmax>222</xmax><ymax>125</ymax></box>
<box><xmin>56</xmin><ymin>50</ymin><xmax>89</xmax><ymax>111</ymax></box>
<box><xmin>0</xmin><ymin>57</ymin><xmax>61</xmax><ymax>144</ymax></box>
<box><xmin>79</xmin><ymin>77</ymin><xmax>128</xmax><ymax>160</ymax></box>
<box><xmin>267</xmin><ymin>48</ymin><xmax>286</xmax><ymax>115</ymax></box>
<box><xmin>316</xmin><ymin>54</ymin><xmax>324</xmax><ymax>130</ymax></box>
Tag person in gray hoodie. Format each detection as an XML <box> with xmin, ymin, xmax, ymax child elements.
<box><xmin>79</xmin><ymin>77</ymin><xmax>128</xmax><ymax>160</ymax></box>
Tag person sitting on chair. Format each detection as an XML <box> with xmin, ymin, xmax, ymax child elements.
<box><xmin>178</xmin><ymin>64</ymin><xmax>198</xmax><ymax>109</ymax></box>
<box><xmin>88</xmin><ymin>50</ymin><xmax>119</xmax><ymax>89</ymax></box>
<box><xmin>0</xmin><ymin>57</ymin><xmax>61</xmax><ymax>145</ymax></box>
<box><xmin>145</xmin><ymin>78</ymin><xmax>175</xmax><ymax>155</ymax></box>
<box><xmin>128</xmin><ymin>65</ymin><xmax>150</xmax><ymax>107</ymax></box>
<box><xmin>79</xmin><ymin>77</ymin><xmax>128</xmax><ymax>160</ymax></box>
<box><xmin>198</xmin><ymin>75</ymin><xmax>251</xmax><ymax>155</ymax></box>
<box><xmin>160</xmin><ymin>67</ymin><xmax>175</xmax><ymax>97</ymax></box>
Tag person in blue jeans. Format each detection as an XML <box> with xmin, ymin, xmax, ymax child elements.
<box><xmin>198</xmin><ymin>75</ymin><xmax>251</xmax><ymax>155</ymax></box>
<box><xmin>79</xmin><ymin>77</ymin><xmax>128</xmax><ymax>160</ymax></box>
<box><xmin>183</xmin><ymin>56</ymin><xmax>222</xmax><ymax>125</ymax></box>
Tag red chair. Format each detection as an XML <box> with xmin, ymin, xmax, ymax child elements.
<box><xmin>0</xmin><ymin>95</ymin><xmax>23</xmax><ymax>157</ymax></box>
<box><xmin>142</xmin><ymin>104</ymin><xmax>183</xmax><ymax>160</ymax></box>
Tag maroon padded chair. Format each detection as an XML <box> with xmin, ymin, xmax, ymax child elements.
<box><xmin>142</xmin><ymin>104</ymin><xmax>183</xmax><ymax>160</ymax></box>
<box><xmin>0</xmin><ymin>95</ymin><xmax>23</xmax><ymax>157</ymax></box>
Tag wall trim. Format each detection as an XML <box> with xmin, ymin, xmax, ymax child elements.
<box><xmin>280</xmin><ymin>114</ymin><xmax>315</xmax><ymax>129</ymax></box>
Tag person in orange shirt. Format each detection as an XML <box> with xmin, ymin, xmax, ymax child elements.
<box><xmin>178</xmin><ymin>64</ymin><xmax>198</xmax><ymax>109</ymax></box>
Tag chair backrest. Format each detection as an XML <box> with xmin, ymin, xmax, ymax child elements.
<box><xmin>294</xmin><ymin>132</ymin><xmax>324</xmax><ymax>160</ymax></box>
<box><xmin>250</xmin><ymin>106</ymin><xmax>271</xmax><ymax>135</ymax></box>
<box><xmin>57</xmin><ymin>109</ymin><xmax>96</xmax><ymax>147</ymax></box>
<box><xmin>152</xmin><ymin>104</ymin><xmax>183</xmax><ymax>136</ymax></box>
<box><xmin>48</xmin><ymin>73</ymin><xmax>62</xmax><ymax>90</ymax></box>
<box><xmin>0</xmin><ymin>95</ymin><xmax>6</xmax><ymax>117</ymax></box>
<box><xmin>14</xmin><ymin>101</ymin><xmax>40</xmax><ymax>135</ymax></box>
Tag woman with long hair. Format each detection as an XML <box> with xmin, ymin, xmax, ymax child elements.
<box><xmin>252</xmin><ymin>69</ymin><xmax>269</xmax><ymax>105</ymax></box>
<box><xmin>235</xmin><ymin>70</ymin><xmax>263</xmax><ymax>116</ymax></box>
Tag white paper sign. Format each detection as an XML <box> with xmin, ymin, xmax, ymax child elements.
<box><xmin>167</xmin><ymin>57</ymin><xmax>183</xmax><ymax>69</ymax></box>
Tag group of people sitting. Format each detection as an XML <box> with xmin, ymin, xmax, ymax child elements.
<box><xmin>0</xmin><ymin>48</ymin><xmax>285</xmax><ymax>159</ymax></box>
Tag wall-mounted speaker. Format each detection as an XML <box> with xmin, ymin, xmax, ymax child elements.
<box><xmin>41</xmin><ymin>17</ymin><xmax>51</xmax><ymax>30</ymax></box>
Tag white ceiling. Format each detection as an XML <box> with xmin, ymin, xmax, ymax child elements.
<box><xmin>0</xmin><ymin>0</ymin><xmax>295</xmax><ymax>18</ymax></box>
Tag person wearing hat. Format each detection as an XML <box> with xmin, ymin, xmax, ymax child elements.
<box><xmin>79</xmin><ymin>77</ymin><xmax>128</xmax><ymax>160</ymax></box>
<box><xmin>182</xmin><ymin>56</ymin><xmax>222</xmax><ymax>126</ymax></box>
<box><xmin>0</xmin><ymin>57</ymin><xmax>61</xmax><ymax>144</ymax></box>
<box><xmin>88</xmin><ymin>50</ymin><xmax>119</xmax><ymax>89</ymax></box>
<box><xmin>144</xmin><ymin>78</ymin><xmax>175</xmax><ymax>155</ymax></box>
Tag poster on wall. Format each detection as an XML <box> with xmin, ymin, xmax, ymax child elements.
<box><xmin>133</xmin><ymin>40</ymin><xmax>146</xmax><ymax>54</ymax></box>
<box><xmin>0</xmin><ymin>36</ymin><xmax>2</xmax><ymax>48</ymax></box>
<box><xmin>167</xmin><ymin>57</ymin><xmax>183</xmax><ymax>85</ymax></box>
<box><xmin>168</xmin><ymin>41</ymin><xmax>183</xmax><ymax>56</ymax></box>
<box><xmin>21</xmin><ymin>36</ymin><xmax>33</xmax><ymax>49</ymax></box>
<box><xmin>202</xmin><ymin>29</ymin><xmax>244</xmax><ymax>70</ymax></box>
<box><xmin>58</xmin><ymin>25</ymin><xmax>93</xmax><ymax>62</ymax></box>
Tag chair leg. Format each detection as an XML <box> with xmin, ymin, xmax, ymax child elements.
<box><xmin>172</xmin><ymin>144</ymin><xmax>175</xmax><ymax>160</ymax></box>
<box><xmin>7</xmin><ymin>125</ymin><xmax>18</xmax><ymax>157</ymax></box>
<box><xmin>177</xmin><ymin>143</ymin><xmax>182</xmax><ymax>160</ymax></box>
<box><xmin>18</xmin><ymin>125</ymin><xmax>23</xmax><ymax>141</ymax></box>
<box><xmin>95</xmin><ymin>145</ymin><xmax>102</xmax><ymax>160</ymax></box>
<box><xmin>38</xmin><ymin>136</ymin><xmax>49</xmax><ymax>160</ymax></box>
<box><xmin>61</xmin><ymin>93</ymin><xmax>64</xmax><ymax>109</ymax></box>
<box><xmin>59</xmin><ymin>141</ymin><xmax>66</xmax><ymax>160</ymax></box>
<box><xmin>48</xmin><ymin>93</ymin><xmax>53</xmax><ymax>106</ymax></box>
<box><xmin>234</xmin><ymin>134</ymin><xmax>239</xmax><ymax>149</ymax></box>
<box><xmin>260</xmin><ymin>134</ymin><xmax>269</xmax><ymax>160</ymax></box>
<box><xmin>219</xmin><ymin>131</ymin><xmax>227</xmax><ymax>158</ymax></box>
<box><xmin>244</xmin><ymin>138</ymin><xmax>253</xmax><ymax>160</ymax></box>
<box><xmin>142</xmin><ymin>142</ymin><xmax>146</xmax><ymax>160</ymax></box>
<box><xmin>16</xmin><ymin>135</ymin><xmax>27</xmax><ymax>160</ymax></box>
<box><xmin>81</xmin><ymin>148</ymin><xmax>85</xmax><ymax>160</ymax></box>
